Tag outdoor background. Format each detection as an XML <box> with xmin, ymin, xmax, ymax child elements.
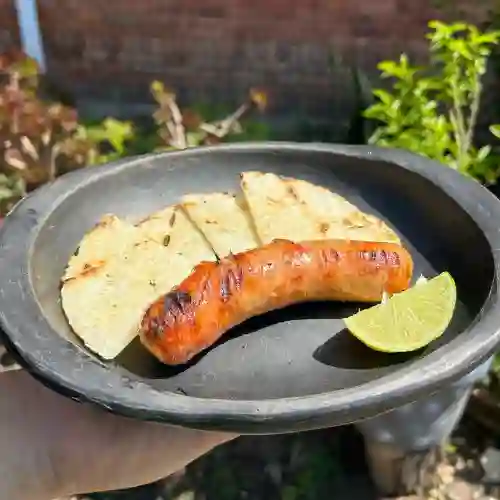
<box><xmin>0</xmin><ymin>0</ymin><xmax>491</xmax><ymax>132</ymax></box>
<box><xmin>1</xmin><ymin>1</ymin><xmax>500</xmax><ymax>500</ymax></box>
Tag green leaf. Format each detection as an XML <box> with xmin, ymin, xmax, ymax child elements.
<box><xmin>477</xmin><ymin>145</ymin><xmax>492</xmax><ymax>163</ymax></box>
<box><xmin>377</xmin><ymin>60</ymin><xmax>400</xmax><ymax>75</ymax></box>
<box><xmin>449</xmin><ymin>39</ymin><xmax>473</xmax><ymax>59</ymax></box>
<box><xmin>101</xmin><ymin>118</ymin><xmax>133</xmax><ymax>153</ymax></box>
<box><xmin>150</xmin><ymin>80</ymin><xmax>165</xmax><ymax>99</ymax></box>
<box><xmin>0</xmin><ymin>186</ymin><xmax>13</xmax><ymax>200</ymax></box>
<box><xmin>82</xmin><ymin>118</ymin><xmax>133</xmax><ymax>155</ymax></box>
<box><xmin>372</xmin><ymin>89</ymin><xmax>394</xmax><ymax>105</ymax></box>
<box><xmin>377</xmin><ymin>56</ymin><xmax>418</xmax><ymax>80</ymax></box>
<box><xmin>490</xmin><ymin>124</ymin><xmax>500</xmax><ymax>139</ymax></box>
<box><xmin>363</xmin><ymin>104</ymin><xmax>388</xmax><ymax>119</ymax></box>
<box><xmin>428</xmin><ymin>20</ymin><xmax>449</xmax><ymax>32</ymax></box>
<box><xmin>475</xmin><ymin>32</ymin><xmax>500</xmax><ymax>45</ymax></box>
<box><xmin>186</xmin><ymin>131</ymin><xmax>205</xmax><ymax>147</ymax></box>
<box><xmin>448</xmin><ymin>22</ymin><xmax>469</xmax><ymax>33</ymax></box>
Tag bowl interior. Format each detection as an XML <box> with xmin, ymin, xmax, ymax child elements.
<box><xmin>30</xmin><ymin>149</ymin><xmax>494</xmax><ymax>401</ymax></box>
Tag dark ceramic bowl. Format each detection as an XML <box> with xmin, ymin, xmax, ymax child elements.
<box><xmin>1</xmin><ymin>143</ymin><xmax>500</xmax><ymax>434</ymax></box>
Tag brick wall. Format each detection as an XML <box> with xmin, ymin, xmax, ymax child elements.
<box><xmin>0</xmin><ymin>0</ymin><xmax>492</xmax><ymax>121</ymax></box>
<box><xmin>0</xmin><ymin>0</ymin><xmax>20</xmax><ymax>50</ymax></box>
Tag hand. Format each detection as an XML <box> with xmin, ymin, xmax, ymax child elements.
<box><xmin>0</xmin><ymin>368</ymin><xmax>236</xmax><ymax>500</ymax></box>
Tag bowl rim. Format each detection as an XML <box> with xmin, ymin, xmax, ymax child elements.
<box><xmin>1</xmin><ymin>141</ymin><xmax>499</xmax><ymax>431</ymax></box>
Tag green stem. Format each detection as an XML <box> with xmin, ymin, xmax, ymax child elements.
<box><xmin>449</xmin><ymin>77</ymin><xmax>469</xmax><ymax>172</ymax></box>
<box><xmin>464</xmin><ymin>77</ymin><xmax>482</xmax><ymax>153</ymax></box>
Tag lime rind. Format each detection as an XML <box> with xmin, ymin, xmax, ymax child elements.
<box><xmin>344</xmin><ymin>272</ymin><xmax>456</xmax><ymax>353</ymax></box>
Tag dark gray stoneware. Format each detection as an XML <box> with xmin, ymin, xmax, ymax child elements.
<box><xmin>0</xmin><ymin>142</ymin><xmax>500</xmax><ymax>434</ymax></box>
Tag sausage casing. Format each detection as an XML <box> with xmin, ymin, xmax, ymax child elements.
<box><xmin>139</xmin><ymin>239</ymin><xmax>414</xmax><ymax>365</ymax></box>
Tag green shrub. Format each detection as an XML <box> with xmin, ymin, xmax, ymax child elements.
<box><xmin>364</xmin><ymin>21</ymin><xmax>500</xmax><ymax>184</ymax></box>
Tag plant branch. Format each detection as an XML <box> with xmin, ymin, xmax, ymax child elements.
<box><xmin>449</xmin><ymin>77</ymin><xmax>471</xmax><ymax>171</ymax></box>
<box><xmin>164</xmin><ymin>95</ymin><xmax>187</xmax><ymax>149</ymax></box>
<box><xmin>464</xmin><ymin>78</ymin><xmax>482</xmax><ymax>152</ymax></box>
<box><xmin>200</xmin><ymin>102</ymin><xmax>251</xmax><ymax>139</ymax></box>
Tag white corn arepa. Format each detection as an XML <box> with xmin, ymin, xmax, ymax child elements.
<box><xmin>61</xmin><ymin>170</ymin><xmax>400</xmax><ymax>360</ymax></box>
<box><xmin>61</xmin><ymin>209</ymin><xmax>216</xmax><ymax>359</ymax></box>
<box><xmin>181</xmin><ymin>192</ymin><xmax>260</xmax><ymax>256</ymax></box>
<box><xmin>284</xmin><ymin>177</ymin><xmax>400</xmax><ymax>243</ymax></box>
<box><xmin>239</xmin><ymin>171</ymin><xmax>319</xmax><ymax>244</ymax></box>
<box><xmin>63</xmin><ymin>214</ymin><xmax>138</xmax><ymax>282</ymax></box>
<box><xmin>240</xmin><ymin>170</ymin><xmax>399</xmax><ymax>244</ymax></box>
<box><xmin>137</xmin><ymin>204</ymin><xmax>215</xmax><ymax>264</ymax></box>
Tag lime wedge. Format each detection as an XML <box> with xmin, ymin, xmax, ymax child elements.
<box><xmin>344</xmin><ymin>272</ymin><xmax>456</xmax><ymax>353</ymax></box>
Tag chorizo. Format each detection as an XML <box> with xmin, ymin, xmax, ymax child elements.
<box><xmin>139</xmin><ymin>238</ymin><xmax>413</xmax><ymax>365</ymax></box>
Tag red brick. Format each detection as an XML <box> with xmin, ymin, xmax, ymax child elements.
<box><xmin>0</xmin><ymin>0</ymin><xmax>20</xmax><ymax>48</ymax></box>
<box><xmin>0</xmin><ymin>0</ymin><xmax>487</xmax><ymax>115</ymax></box>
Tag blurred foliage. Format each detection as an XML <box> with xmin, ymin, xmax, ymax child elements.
<box><xmin>434</xmin><ymin>0</ymin><xmax>500</xmax><ymax>83</ymax></box>
<box><xmin>280</xmin><ymin>443</ymin><xmax>344</xmax><ymax>500</ymax></box>
<box><xmin>365</xmin><ymin>21</ymin><xmax>500</xmax><ymax>184</ymax></box>
<box><xmin>150</xmin><ymin>81</ymin><xmax>268</xmax><ymax>150</ymax></box>
<box><xmin>0</xmin><ymin>172</ymin><xmax>24</xmax><ymax>216</ymax></box>
<box><xmin>0</xmin><ymin>49</ymin><xmax>133</xmax><ymax>215</ymax></box>
<box><xmin>86</xmin><ymin>432</ymin><xmax>351</xmax><ymax>500</ymax></box>
<box><xmin>77</xmin><ymin>118</ymin><xmax>134</xmax><ymax>164</ymax></box>
<box><xmin>0</xmin><ymin>50</ymin><xmax>270</xmax><ymax>217</ymax></box>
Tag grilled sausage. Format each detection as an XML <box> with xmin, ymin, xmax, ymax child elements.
<box><xmin>139</xmin><ymin>238</ymin><xmax>414</xmax><ymax>365</ymax></box>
